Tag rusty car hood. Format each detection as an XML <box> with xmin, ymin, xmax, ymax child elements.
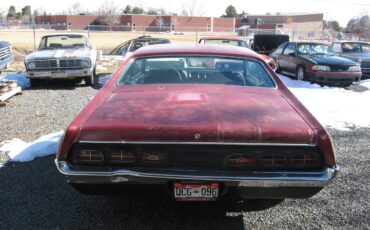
<box><xmin>79</xmin><ymin>85</ymin><xmax>315</xmax><ymax>144</ymax></box>
<box><xmin>25</xmin><ymin>48</ymin><xmax>91</xmax><ymax>61</ymax></box>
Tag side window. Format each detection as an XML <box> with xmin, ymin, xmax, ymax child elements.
<box><xmin>283</xmin><ymin>43</ymin><xmax>296</xmax><ymax>55</ymax></box>
<box><xmin>332</xmin><ymin>43</ymin><xmax>342</xmax><ymax>52</ymax></box>
<box><xmin>275</xmin><ymin>42</ymin><xmax>287</xmax><ymax>54</ymax></box>
<box><xmin>130</xmin><ymin>42</ymin><xmax>144</xmax><ymax>52</ymax></box>
<box><xmin>112</xmin><ymin>42</ymin><xmax>129</xmax><ymax>55</ymax></box>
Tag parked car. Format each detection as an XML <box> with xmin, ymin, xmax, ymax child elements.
<box><xmin>0</xmin><ymin>41</ymin><xmax>14</xmax><ymax>72</ymax></box>
<box><xmin>56</xmin><ymin>44</ymin><xmax>339</xmax><ymax>201</ymax></box>
<box><xmin>331</xmin><ymin>41</ymin><xmax>370</xmax><ymax>78</ymax></box>
<box><xmin>111</xmin><ymin>36</ymin><xmax>170</xmax><ymax>56</ymax></box>
<box><xmin>271</xmin><ymin>42</ymin><xmax>362</xmax><ymax>86</ymax></box>
<box><xmin>25</xmin><ymin>33</ymin><xmax>98</xmax><ymax>86</ymax></box>
<box><xmin>199</xmin><ymin>36</ymin><xmax>277</xmax><ymax>71</ymax></box>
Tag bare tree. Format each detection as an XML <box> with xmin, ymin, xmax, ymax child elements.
<box><xmin>68</xmin><ymin>2</ymin><xmax>84</xmax><ymax>15</ymax></box>
<box><xmin>181</xmin><ymin>0</ymin><xmax>205</xmax><ymax>16</ymax></box>
<box><xmin>95</xmin><ymin>0</ymin><xmax>120</xmax><ymax>30</ymax></box>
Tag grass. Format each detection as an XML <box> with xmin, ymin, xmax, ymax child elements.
<box><xmin>0</xmin><ymin>30</ymin><xmax>199</xmax><ymax>52</ymax></box>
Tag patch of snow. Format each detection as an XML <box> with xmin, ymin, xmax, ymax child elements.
<box><xmin>359</xmin><ymin>79</ymin><xmax>370</xmax><ymax>89</ymax></box>
<box><xmin>0</xmin><ymin>72</ymin><xmax>30</xmax><ymax>89</ymax></box>
<box><xmin>279</xmin><ymin>75</ymin><xmax>370</xmax><ymax>130</ymax></box>
<box><xmin>0</xmin><ymin>131</ymin><xmax>63</xmax><ymax>162</ymax></box>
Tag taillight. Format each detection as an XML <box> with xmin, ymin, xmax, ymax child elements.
<box><xmin>110</xmin><ymin>151</ymin><xmax>135</xmax><ymax>163</ymax></box>
<box><xmin>292</xmin><ymin>153</ymin><xmax>318</xmax><ymax>166</ymax></box>
<box><xmin>262</xmin><ymin>153</ymin><xmax>285</xmax><ymax>167</ymax></box>
<box><xmin>76</xmin><ymin>150</ymin><xmax>104</xmax><ymax>163</ymax></box>
<box><xmin>228</xmin><ymin>154</ymin><xmax>255</xmax><ymax>167</ymax></box>
<box><xmin>141</xmin><ymin>152</ymin><xmax>167</xmax><ymax>163</ymax></box>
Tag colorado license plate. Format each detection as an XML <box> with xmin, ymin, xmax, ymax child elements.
<box><xmin>173</xmin><ymin>183</ymin><xmax>219</xmax><ymax>201</ymax></box>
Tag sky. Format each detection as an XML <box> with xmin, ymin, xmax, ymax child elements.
<box><xmin>1</xmin><ymin>0</ymin><xmax>370</xmax><ymax>26</ymax></box>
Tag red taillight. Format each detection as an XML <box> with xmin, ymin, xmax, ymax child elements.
<box><xmin>292</xmin><ymin>153</ymin><xmax>317</xmax><ymax>166</ymax></box>
<box><xmin>141</xmin><ymin>152</ymin><xmax>167</xmax><ymax>163</ymax></box>
<box><xmin>262</xmin><ymin>153</ymin><xmax>285</xmax><ymax>167</ymax></box>
<box><xmin>110</xmin><ymin>151</ymin><xmax>135</xmax><ymax>163</ymax></box>
<box><xmin>228</xmin><ymin>155</ymin><xmax>255</xmax><ymax>167</ymax></box>
<box><xmin>77</xmin><ymin>150</ymin><xmax>104</xmax><ymax>162</ymax></box>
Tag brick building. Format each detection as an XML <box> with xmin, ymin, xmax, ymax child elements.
<box><xmin>36</xmin><ymin>15</ymin><xmax>235</xmax><ymax>32</ymax></box>
<box><xmin>236</xmin><ymin>13</ymin><xmax>324</xmax><ymax>39</ymax></box>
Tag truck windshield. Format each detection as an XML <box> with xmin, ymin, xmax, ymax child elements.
<box><xmin>117</xmin><ymin>56</ymin><xmax>275</xmax><ymax>88</ymax></box>
<box><xmin>39</xmin><ymin>35</ymin><xmax>87</xmax><ymax>50</ymax></box>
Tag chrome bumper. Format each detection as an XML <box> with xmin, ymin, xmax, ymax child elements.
<box><xmin>27</xmin><ymin>68</ymin><xmax>92</xmax><ymax>79</ymax></box>
<box><xmin>55</xmin><ymin>160</ymin><xmax>339</xmax><ymax>188</ymax></box>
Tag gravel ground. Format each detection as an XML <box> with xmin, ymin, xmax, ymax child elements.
<box><xmin>0</xmin><ymin>80</ymin><xmax>369</xmax><ymax>229</ymax></box>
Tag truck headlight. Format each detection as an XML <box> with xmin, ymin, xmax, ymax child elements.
<box><xmin>348</xmin><ymin>65</ymin><xmax>361</xmax><ymax>72</ymax></box>
<box><xmin>81</xmin><ymin>59</ymin><xmax>91</xmax><ymax>68</ymax></box>
<box><xmin>27</xmin><ymin>62</ymin><xmax>35</xmax><ymax>69</ymax></box>
<box><xmin>311</xmin><ymin>65</ymin><xmax>331</xmax><ymax>71</ymax></box>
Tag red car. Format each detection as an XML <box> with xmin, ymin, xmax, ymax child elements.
<box><xmin>199</xmin><ymin>36</ymin><xmax>277</xmax><ymax>71</ymax></box>
<box><xmin>56</xmin><ymin>44</ymin><xmax>339</xmax><ymax>201</ymax></box>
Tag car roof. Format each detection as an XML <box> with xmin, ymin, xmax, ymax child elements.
<box><xmin>42</xmin><ymin>33</ymin><xmax>88</xmax><ymax>38</ymax></box>
<box><xmin>132</xmin><ymin>44</ymin><xmax>259</xmax><ymax>58</ymax></box>
<box><xmin>132</xmin><ymin>36</ymin><xmax>170</xmax><ymax>42</ymax></box>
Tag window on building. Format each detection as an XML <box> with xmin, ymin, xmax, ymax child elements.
<box><xmin>171</xmin><ymin>24</ymin><xmax>175</xmax><ymax>31</ymax></box>
<box><xmin>207</xmin><ymin>24</ymin><xmax>211</xmax><ymax>32</ymax></box>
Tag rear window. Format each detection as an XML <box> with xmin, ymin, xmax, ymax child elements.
<box><xmin>117</xmin><ymin>56</ymin><xmax>275</xmax><ymax>88</ymax></box>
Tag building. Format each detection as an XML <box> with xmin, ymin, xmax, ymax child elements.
<box><xmin>236</xmin><ymin>13</ymin><xmax>324</xmax><ymax>39</ymax></box>
<box><xmin>35</xmin><ymin>15</ymin><xmax>235</xmax><ymax>32</ymax></box>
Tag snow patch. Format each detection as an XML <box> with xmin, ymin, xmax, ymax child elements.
<box><xmin>279</xmin><ymin>75</ymin><xmax>370</xmax><ymax>130</ymax></box>
<box><xmin>0</xmin><ymin>131</ymin><xmax>64</xmax><ymax>162</ymax></box>
<box><xmin>0</xmin><ymin>72</ymin><xmax>31</xmax><ymax>89</ymax></box>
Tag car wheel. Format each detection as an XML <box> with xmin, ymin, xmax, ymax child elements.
<box><xmin>85</xmin><ymin>71</ymin><xmax>95</xmax><ymax>86</ymax></box>
<box><xmin>296</xmin><ymin>66</ymin><xmax>306</xmax><ymax>81</ymax></box>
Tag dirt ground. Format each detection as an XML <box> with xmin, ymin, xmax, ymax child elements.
<box><xmin>0</xmin><ymin>30</ymin><xmax>199</xmax><ymax>73</ymax></box>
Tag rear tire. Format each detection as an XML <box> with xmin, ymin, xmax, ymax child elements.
<box><xmin>296</xmin><ymin>65</ymin><xmax>306</xmax><ymax>81</ymax></box>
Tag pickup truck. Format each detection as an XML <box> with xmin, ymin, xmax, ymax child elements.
<box><xmin>25</xmin><ymin>33</ymin><xmax>98</xmax><ymax>86</ymax></box>
<box><xmin>0</xmin><ymin>41</ymin><xmax>14</xmax><ymax>72</ymax></box>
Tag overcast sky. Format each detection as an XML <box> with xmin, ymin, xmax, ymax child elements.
<box><xmin>1</xmin><ymin>0</ymin><xmax>370</xmax><ymax>26</ymax></box>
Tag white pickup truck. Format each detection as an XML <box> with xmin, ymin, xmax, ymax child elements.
<box><xmin>25</xmin><ymin>33</ymin><xmax>99</xmax><ymax>86</ymax></box>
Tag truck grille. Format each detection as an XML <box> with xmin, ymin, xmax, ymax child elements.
<box><xmin>33</xmin><ymin>59</ymin><xmax>83</xmax><ymax>69</ymax></box>
<box><xmin>0</xmin><ymin>46</ymin><xmax>11</xmax><ymax>60</ymax></box>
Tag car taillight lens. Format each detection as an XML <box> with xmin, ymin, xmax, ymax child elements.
<box><xmin>110</xmin><ymin>151</ymin><xmax>135</xmax><ymax>163</ymax></box>
<box><xmin>141</xmin><ymin>152</ymin><xmax>167</xmax><ymax>163</ymax></box>
<box><xmin>77</xmin><ymin>150</ymin><xmax>104</xmax><ymax>163</ymax></box>
<box><xmin>228</xmin><ymin>154</ymin><xmax>255</xmax><ymax>167</ymax></box>
<box><xmin>292</xmin><ymin>153</ymin><xmax>318</xmax><ymax>166</ymax></box>
<box><xmin>262</xmin><ymin>153</ymin><xmax>285</xmax><ymax>167</ymax></box>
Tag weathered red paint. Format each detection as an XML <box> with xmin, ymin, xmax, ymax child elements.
<box><xmin>57</xmin><ymin>44</ymin><xmax>336</xmax><ymax>167</ymax></box>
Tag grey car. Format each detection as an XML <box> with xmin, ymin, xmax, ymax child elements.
<box><xmin>331</xmin><ymin>41</ymin><xmax>370</xmax><ymax>78</ymax></box>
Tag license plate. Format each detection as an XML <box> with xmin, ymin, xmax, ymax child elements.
<box><xmin>52</xmin><ymin>72</ymin><xmax>66</xmax><ymax>78</ymax></box>
<box><xmin>174</xmin><ymin>183</ymin><xmax>219</xmax><ymax>201</ymax></box>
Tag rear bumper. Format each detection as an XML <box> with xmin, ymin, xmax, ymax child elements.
<box><xmin>27</xmin><ymin>68</ymin><xmax>93</xmax><ymax>79</ymax></box>
<box><xmin>56</xmin><ymin>160</ymin><xmax>339</xmax><ymax>199</ymax></box>
<box><xmin>305</xmin><ymin>70</ymin><xmax>361</xmax><ymax>85</ymax></box>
